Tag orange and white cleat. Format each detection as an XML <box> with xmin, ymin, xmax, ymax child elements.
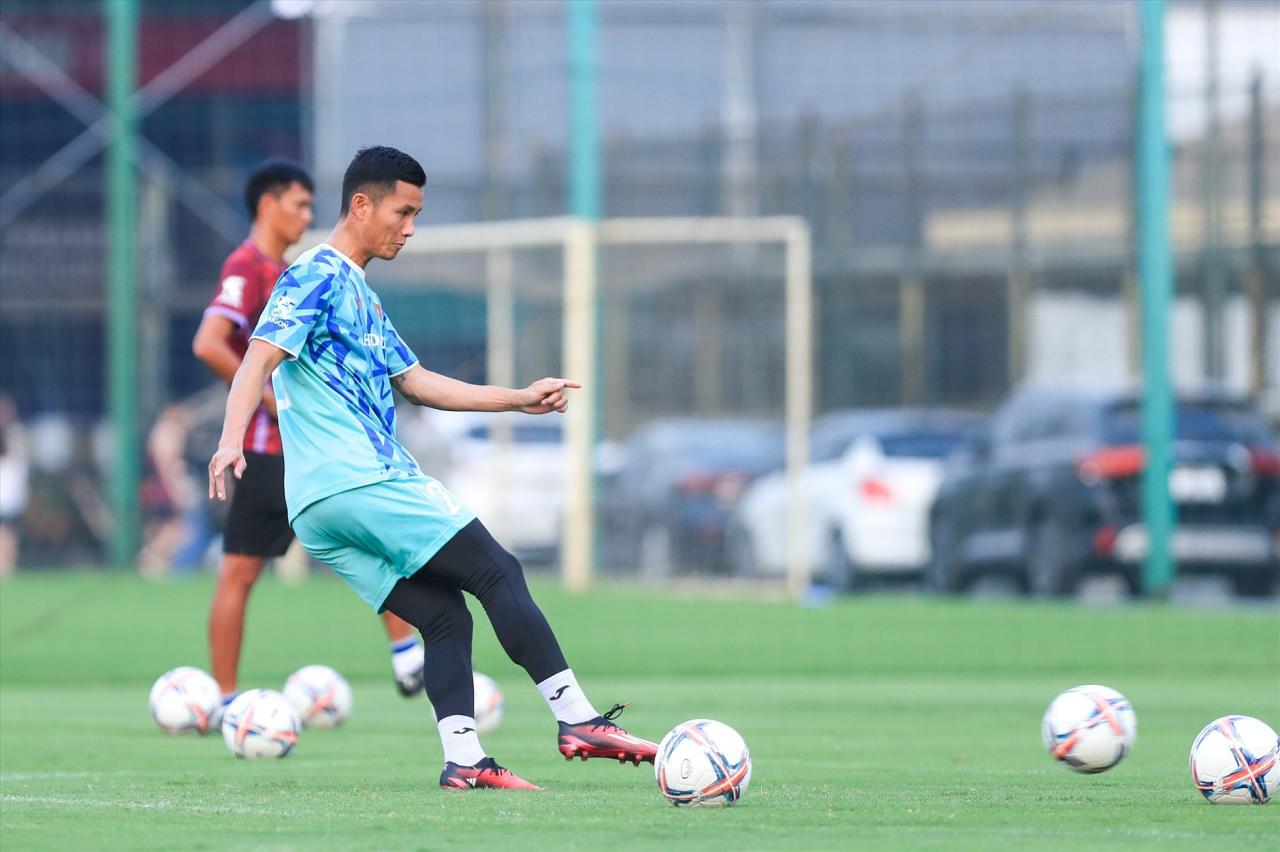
<box><xmin>439</xmin><ymin>757</ymin><xmax>540</xmax><ymax>790</ymax></box>
<box><xmin>558</xmin><ymin>703</ymin><xmax>658</xmax><ymax>766</ymax></box>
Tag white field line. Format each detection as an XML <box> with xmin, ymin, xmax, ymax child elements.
<box><xmin>1</xmin><ymin>770</ymin><xmax>133</xmax><ymax>782</ymax></box>
<box><xmin>0</xmin><ymin>793</ymin><xmax>274</xmax><ymax>817</ymax></box>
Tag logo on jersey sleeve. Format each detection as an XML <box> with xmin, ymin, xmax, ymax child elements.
<box><xmin>268</xmin><ymin>294</ymin><xmax>298</xmax><ymax>326</ymax></box>
<box><xmin>218</xmin><ymin>275</ymin><xmax>246</xmax><ymax>308</ymax></box>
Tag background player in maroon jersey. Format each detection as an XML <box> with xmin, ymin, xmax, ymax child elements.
<box><xmin>192</xmin><ymin>161</ymin><xmax>426</xmax><ymax>715</ymax></box>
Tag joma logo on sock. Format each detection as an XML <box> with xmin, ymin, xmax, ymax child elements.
<box><xmin>549</xmin><ymin>686</ymin><xmax>569</xmax><ymax>701</ymax></box>
<box><xmin>453</xmin><ymin>726</ymin><xmax>476</xmax><ymax>734</ymax></box>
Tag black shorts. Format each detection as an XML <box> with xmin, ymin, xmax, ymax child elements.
<box><xmin>223</xmin><ymin>451</ymin><xmax>294</xmax><ymax>558</ymax></box>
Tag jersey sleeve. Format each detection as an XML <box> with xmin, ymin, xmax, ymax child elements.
<box><xmin>205</xmin><ymin>252</ymin><xmax>257</xmax><ymax>327</ymax></box>
<box><xmin>382</xmin><ymin>309</ymin><xmax>419</xmax><ymax>377</ymax></box>
<box><xmin>250</xmin><ymin>266</ymin><xmax>332</xmax><ymax>359</ymax></box>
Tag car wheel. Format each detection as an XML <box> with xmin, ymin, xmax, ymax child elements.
<box><xmin>1231</xmin><ymin>570</ymin><xmax>1277</xmax><ymax>599</ymax></box>
<box><xmin>1118</xmin><ymin>569</ymin><xmax>1143</xmax><ymax>598</ymax></box>
<box><xmin>638</xmin><ymin>523</ymin><xmax>675</xmax><ymax>581</ymax></box>
<box><xmin>1028</xmin><ymin>517</ymin><xmax>1080</xmax><ymax>598</ymax></box>
<box><xmin>925</xmin><ymin>515</ymin><xmax>964</xmax><ymax>594</ymax></box>
<box><xmin>725</xmin><ymin>523</ymin><xmax>760</xmax><ymax>578</ymax></box>
<box><xmin>830</xmin><ymin>528</ymin><xmax>863</xmax><ymax>592</ymax></box>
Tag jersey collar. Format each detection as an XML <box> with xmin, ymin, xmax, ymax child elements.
<box><xmin>319</xmin><ymin>243</ymin><xmax>365</xmax><ymax>280</ymax></box>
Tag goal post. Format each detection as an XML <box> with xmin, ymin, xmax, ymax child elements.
<box><xmin>297</xmin><ymin>216</ymin><xmax>814</xmax><ymax>599</ymax></box>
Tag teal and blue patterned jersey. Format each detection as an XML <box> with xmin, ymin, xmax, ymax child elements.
<box><xmin>251</xmin><ymin>243</ymin><xmax>423</xmax><ymax>520</ymax></box>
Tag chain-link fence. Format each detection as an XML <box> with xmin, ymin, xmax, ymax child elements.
<box><xmin>1</xmin><ymin>0</ymin><xmax>1276</xmax><ymax>571</ymax></box>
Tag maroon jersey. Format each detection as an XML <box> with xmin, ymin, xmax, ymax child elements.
<box><xmin>205</xmin><ymin>239</ymin><xmax>286</xmax><ymax>455</ymax></box>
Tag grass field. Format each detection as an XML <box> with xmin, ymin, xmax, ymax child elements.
<box><xmin>1</xmin><ymin>572</ymin><xmax>1277</xmax><ymax>850</ymax></box>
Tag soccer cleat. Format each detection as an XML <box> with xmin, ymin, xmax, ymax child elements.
<box><xmin>394</xmin><ymin>662</ymin><xmax>425</xmax><ymax>698</ymax></box>
<box><xmin>439</xmin><ymin>757</ymin><xmax>540</xmax><ymax>790</ymax></box>
<box><xmin>558</xmin><ymin>703</ymin><xmax>658</xmax><ymax>766</ymax></box>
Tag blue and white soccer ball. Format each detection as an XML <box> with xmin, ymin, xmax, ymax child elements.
<box><xmin>1190</xmin><ymin>715</ymin><xmax>1279</xmax><ymax>805</ymax></box>
<box><xmin>655</xmin><ymin>719</ymin><xmax>752</xmax><ymax>807</ymax></box>
<box><xmin>149</xmin><ymin>667</ymin><xmax>221</xmax><ymax>735</ymax></box>
<box><xmin>1041</xmin><ymin>684</ymin><xmax>1136</xmax><ymax>773</ymax></box>
<box><xmin>283</xmin><ymin>665</ymin><xmax>353</xmax><ymax>729</ymax></box>
<box><xmin>222</xmin><ymin>688</ymin><xmax>301</xmax><ymax>758</ymax></box>
<box><xmin>473</xmin><ymin>672</ymin><xmax>504</xmax><ymax>735</ymax></box>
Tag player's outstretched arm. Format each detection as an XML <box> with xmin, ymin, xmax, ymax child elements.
<box><xmin>390</xmin><ymin>365</ymin><xmax>580</xmax><ymax>415</ymax></box>
<box><xmin>209</xmin><ymin>339</ymin><xmax>288</xmax><ymax>501</ymax></box>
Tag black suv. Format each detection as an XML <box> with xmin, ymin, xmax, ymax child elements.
<box><xmin>927</xmin><ymin>388</ymin><xmax>1279</xmax><ymax>597</ymax></box>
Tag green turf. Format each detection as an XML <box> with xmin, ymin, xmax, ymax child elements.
<box><xmin>1</xmin><ymin>572</ymin><xmax>1277</xmax><ymax>850</ymax></box>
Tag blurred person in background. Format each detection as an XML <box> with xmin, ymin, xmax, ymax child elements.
<box><xmin>191</xmin><ymin>160</ymin><xmax>426</xmax><ymax>717</ymax></box>
<box><xmin>0</xmin><ymin>396</ymin><xmax>29</xmax><ymax>578</ymax></box>
<box><xmin>20</xmin><ymin>414</ymin><xmax>107</xmax><ymax>565</ymax></box>
<box><xmin>138</xmin><ymin>404</ymin><xmax>209</xmax><ymax>577</ymax></box>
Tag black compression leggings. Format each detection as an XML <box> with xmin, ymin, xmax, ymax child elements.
<box><xmin>380</xmin><ymin>519</ymin><xmax>568</xmax><ymax>720</ymax></box>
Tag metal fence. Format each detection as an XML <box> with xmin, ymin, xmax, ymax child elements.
<box><xmin>0</xmin><ymin>0</ymin><xmax>1276</xmax><ymax>570</ymax></box>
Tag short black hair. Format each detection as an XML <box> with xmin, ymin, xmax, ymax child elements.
<box><xmin>339</xmin><ymin>146</ymin><xmax>427</xmax><ymax>215</ymax></box>
<box><xmin>244</xmin><ymin>159</ymin><xmax>313</xmax><ymax>220</ymax></box>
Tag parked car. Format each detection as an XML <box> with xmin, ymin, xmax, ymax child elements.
<box><xmin>727</xmin><ymin>409</ymin><xmax>980</xmax><ymax>587</ymax></box>
<box><xmin>600</xmin><ymin>418</ymin><xmax>784</xmax><ymax>578</ymax></box>
<box><xmin>430</xmin><ymin>411</ymin><xmax>569</xmax><ymax>563</ymax></box>
<box><xmin>927</xmin><ymin>388</ymin><xmax>1280</xmax><ymax>597</ymax></box>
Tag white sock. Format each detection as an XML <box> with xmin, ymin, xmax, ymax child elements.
<box><xmin>437</xmin><ymin>715</ymin><xmax>486</xmax><ymax>766</ymax></box>
<box><xmin>536</xmin><ymin>669</ymin><xmax>598</xmax><ymax>725</ymax></box>
<box><xmin>390</xmin><ymin>636</ymin><xmax>424</xmax><ymax>679</ymax></box>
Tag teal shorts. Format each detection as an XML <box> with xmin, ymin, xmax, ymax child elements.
<box><xmin>292</xmin><ymin>477</ymin><xmax>476</xmax><ymax>611</ymax></box>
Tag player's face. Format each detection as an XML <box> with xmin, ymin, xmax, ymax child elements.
<box><xmin>366</xmin><ymin>181</ymin><xmax>423</xmax><ymax>261</ymax></box>
<box><xmin>264</xmin><ymin>182</ymin><xmax>314</xmax><ymax>246</ymax></box>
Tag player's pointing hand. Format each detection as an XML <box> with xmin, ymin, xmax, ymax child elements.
<box><xmin>208</xmin><ymin>443</ymin><xmax>248</xmax><ymax>501</ymax></box>
<box><xmin>516</xmin><ymin>378</ymin><xmax>581</xmax><ymax>415</ymax></box>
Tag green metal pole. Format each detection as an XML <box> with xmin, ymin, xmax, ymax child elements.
<box><xmin>568</xmin><ymin>0</ymin><xmax>600</xmax><ymax>219</ymax></box>
<box><xmin>106</xmin><ymin>0</ymin><xmax>140</xmax><ymax>569</ymax></box>
<box><xmin>1137</xmin><ymin>0</ymin><xmax>1175</xmax><ymax>596</ymax></box>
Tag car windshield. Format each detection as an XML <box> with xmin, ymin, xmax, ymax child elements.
<box><xmin>878</xmin><ymin>430</ymin><xmax>968</xmax><ymax>459</ymax></box>
<box><xmin>1102</xmin><ymin>402</ymin><xmax>1276</xmax><ymax>446</ymax></box>
<box><xmin>465</xmin><ymin>423</ymin><xmax>563</xmax><ymax>444</ymax></box>
<box><xmin>811</xmin><ymin>414</ymin><xmax>974</xmax><ymax>461</ymax></box>
<box><xmin>650</xmin><ymin>424</ymin><xmax>784</xmax><ymax>469</ymax></box>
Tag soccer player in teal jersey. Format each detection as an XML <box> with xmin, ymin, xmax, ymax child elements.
<box><xmin>209</xmin><ymin>146</ymin><xmax>656</xmax><ymax>790</ymax></box>
<box><xmin>193</xmin><ymin>160</ymin><xmax>427</xmax><ymax>720</ymax></box>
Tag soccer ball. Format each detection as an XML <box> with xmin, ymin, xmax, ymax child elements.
<box><xmin>473</xmin><ymin>671</ymin><xmax>504</xmax><ymax>735</ymax></box>
<box><xmin>1190</xmin><ymin>715</ymin><xmax>1279</xmax><ymax>805</ymax></box>
<box><xmin>149</xmin><ymin>667</ymin><xmax>221</xmax><ymax>735</ymax></box>
<box><xmin>222</xmin><ymin>689</ymin><xmax>301</xmax><ymax>758</ymax></box>
<box><xmin>283</xmin><ymin>665</ymin><xmax>353</xmax><ymax>729</ymax></box>
<box><xmin>655</xmin><ymin>719</ymin><xmax>752</xmax><ymax>807</ymax></box>
<box><xmin>1041</xmin><ymin>684</ymin><xmax>1136</xmax><ymax>773</ymax></box>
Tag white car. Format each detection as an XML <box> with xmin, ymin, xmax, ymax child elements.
<box><xmin>727</xmin><ymin>410</ymin><xmax>979</xmax><ymax>586</ymax></box>
<box><xmin>414</xmin><ymin>410</ymin><xmax>568</xmax><ymax>562</ymax></box>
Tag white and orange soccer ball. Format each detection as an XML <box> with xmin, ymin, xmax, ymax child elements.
<box><xmin>655</xmin><ymin>719</ymin><xmax>752</xmax><ymax>807</ymax></box>
<box><xmin>473</xmin><ymin>672</ymin><xmax>504</xmax><ymax>735</ymax></box>
<box><xmin>148</xmin><ymin>667</ymin><xmax>221</xmax><ymax>735</ymax></box>
<box><xmin>222</xmin><ymin>688</ymin><xmax>301</xmax><ymax>758</ymax></box>
<box><xmin>1041</xmin><ymin>684</ymin><xmax>1136</xmax><ymax>773</ymax></box>
<box><xmin>1190</xmin><ymin>715</ymin><xmax>1278</xmax><ymax>805</ymax></box>
<box><xmin>283</xmin><ymin>665</ymin><xmax>353</xmax><ymax>729</ymax></box>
